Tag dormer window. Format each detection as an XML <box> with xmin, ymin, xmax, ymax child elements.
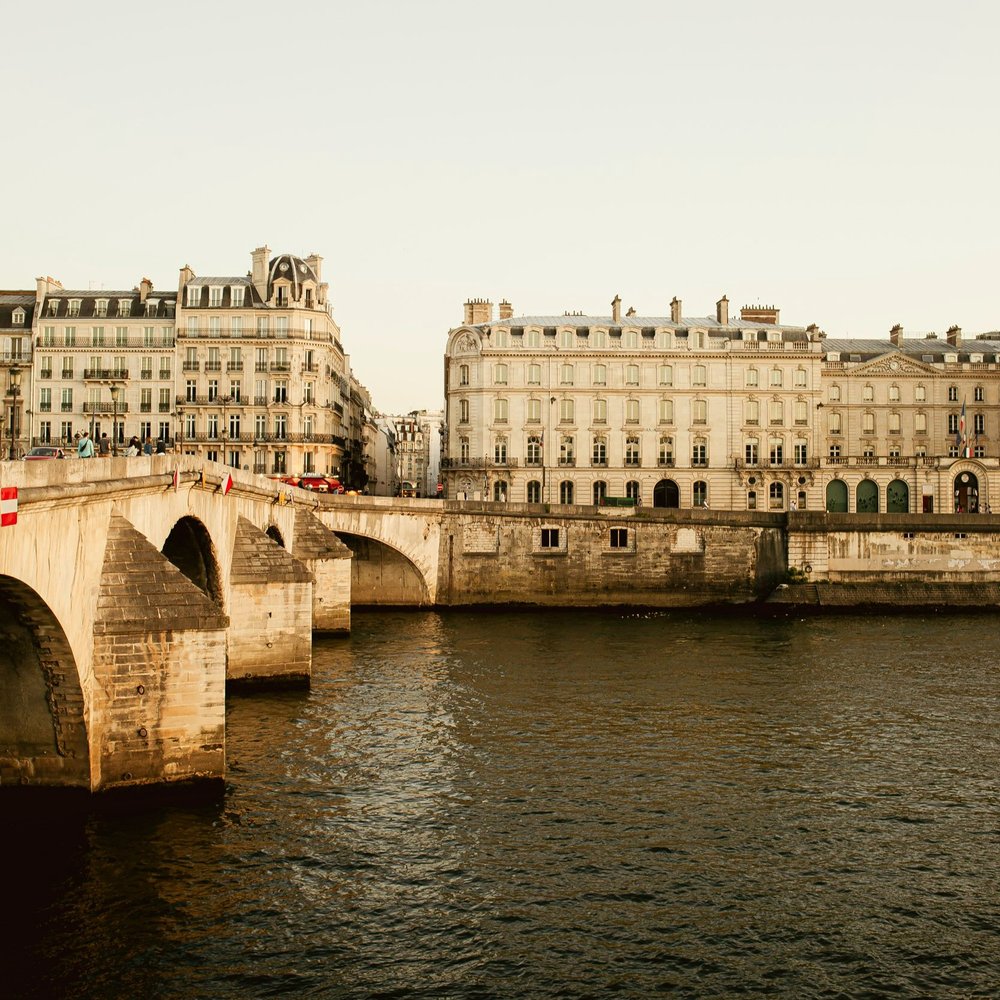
<box><xmin>118</xmin><ymin>299</ymin><xmax>131</xmax><ymax>317</ymax></box>
<box><xmin>209</xmin><ymin>286</ymin><xmax>223</xmax><ymax>307</ymax></box>
<box><xmin>186</xmin><ymin>285</ymin><xmax>201</xmax><ymax>307</ymax></box>
<box><xmin>146</xmin><ymin>299</ymin><xmax>159</xmax><ymax>317</ymax></box>
<box><xmin>68</xmin><ymin>299</ymin><xmax>81</xmax><ymax>317</ymax></box>
<box><xmin>47</xmin><ymin>299</ymin><xmax>59</xmax><ymax>316</ymax></box>
<box><xmin>231</xmin><ymin>285</ymin><xmax>245</xmax><ymax>307</ymax></box>
<box><xmin>276</xmin><ymin>285</ymin><xmax>288</xmax><ymax>307</ymax></box>
<box><xmin>95</xmin><ymin>299</ymin><xmax>108</xmax><ymax>317</ymax></box>
<box><xmin>11</xmin><ymin>308</ymin><xmax>25</xmax><ymax>326</ymax></box>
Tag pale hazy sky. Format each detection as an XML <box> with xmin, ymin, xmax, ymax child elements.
<box><xmin>4</xmin><ymin>1</ymin><xmax>999</xmax><ymax>413</ymax></box>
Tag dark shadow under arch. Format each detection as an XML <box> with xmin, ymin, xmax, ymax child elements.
<box><xmin>162</xmin><ymin>516</ymin><xmax>223</xmax><ymax>606</ymax></box>
<box><xmin>0</xmin><ymin>575</ymin><xmax>90</xmax><ymax>787</ymax></box>
<box><xmin>266</xmin><ymin>525</ymin><xmax>285</xmax><ymax>548</ymax></box>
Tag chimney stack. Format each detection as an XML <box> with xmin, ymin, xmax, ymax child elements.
<box><xmin>716</xmin><ymin>295</ymin><xmax>729</xmax><ymax>325</ymax></box>
<box><xmin>499</xmin><ymin>300</ymin><xmax>513</xmax><ymax>320</ymax></box>
<box><xmin>463</xmin><ymin>298</ymin><xmax>493</xmax><ymax>325</ymax></box>
<box><xmin>250</xmin><ymin>245</ymin><xmax>270</xmax><ymax>301</ymax></box>
<box><xmin>611</xmin><ymin>294</ymin><xmax>621</xmax><ymax>324</ymax></box>
<box><xmin>178</xmin><ymin>264</ymin><xmax>195</xmax><ymax>293</ymax></box>
<box><xmin>889</xmin><ymin>324</ymin><xmax>903</xmax><ymax>346</ymax></box>
<box><xmin>670</xmin><ymin>296</ymin><xmax>682</xmax><ymax>324</ymax></box>
<box><xmin>139</xmin><ymin>277</ymin><xmax>153</xmax><ymax>303</ymax></box>
<box><xmin>305</xmin><ymin>253</ymin><xmax>323</xmax><ymax>281</ymax></box>
<box><xmin>946</xmin><ymin>325</ymin><xmax>962</xmax><ymax>347</ymax></box>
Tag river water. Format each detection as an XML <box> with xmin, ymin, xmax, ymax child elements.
<box><xmin>6</xmin><ymin>609</ymin><xmax>1000</xmax><ymax>998</ymax></box>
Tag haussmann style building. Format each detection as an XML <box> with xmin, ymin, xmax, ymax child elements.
<box><xmin>442</xmin><ymin>296</ymin><xmax>1000</xmax><ymax>514</ymax></box>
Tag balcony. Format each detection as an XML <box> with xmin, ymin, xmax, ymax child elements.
<box><xmin>83</xmin><ymin>368</ymin><xmax>130</xmax><ymax>380</ymax></box>
<box><xmin>204</xmin><ymin>361</ymin><xmax>222</xmax><ymax>372</ymax></box>
<box><xmin>61</xmin><ymin>370</ymin><xmax>73</xmax><ymax>379</ymax></box>
<box><xmin>83</xmin><ymin>402</ymin><xmax>130</xmax><ymax>414</ymax></box>
<box><xmin>182</xmin><ymin>361</ymin><xmax>199</xmax><ymax>372</ymax></box>
<box><xmin>658</xmin><ymin>458</ymin><xmax>675</xmax><ymax>467</ymax></box>
<box><xmin>227</xmin><ymin>362</ymin><xmax>244</xmax><ymax>372</ymax></box>
<box><xmin>558</xmin><ymin>457</ymin><xmax>576</xmax><ymax>467</ymax></box>
<box><xmin>441</xmin><ymin>457</ymin><xmax>521</xmax><ymax>470</ymax></box>
<box><xmin>38</xmin><ymin>402</ymin><xmax>51</xmax><ymax>412</ymax></box>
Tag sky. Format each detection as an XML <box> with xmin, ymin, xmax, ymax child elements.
<box><xmin>4</xmin><ymin>1</ymin><xmax>999</xmax><ymax>413</ymax></box>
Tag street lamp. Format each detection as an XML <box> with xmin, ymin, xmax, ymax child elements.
<box><xmin>8</xmin><ymin>365</ymin><xmax>21</xmax><ymax>460</ymax></box>
<box><xmin>109</xmin><ymin>383</ymin><xmax>121</xmax><ymax>457</ymax></box>
<box><xmin>176</xmin><ymin>406</ymin><xmax>184</xmax><ymax>453</ymax></box>
<box><xmin>219</xmin><ymin>395</ymin><xmax>231</xmax><ymax>466</ymax></box>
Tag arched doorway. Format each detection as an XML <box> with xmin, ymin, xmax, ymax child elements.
<box><xmin>593</xmin><ymin>481</ymin><xmax>607</xmax><ymax>505</ymax></box>
<box><xmin>693</xmin><ymin>481</ymin><xmax>708</xmax><ymax>508</ymax></box>
<box><xmin>559</xmin><ymin>480</ymin><xmax>574</xmax><ymax>505</ymax></box>
<box><xmin>857</xmin><ymin>479</ymin><xmax>879</xmax><ymax>513</ymax></box>
<box><xmin>826</xmin><ymin>479</ymin><xmax>848</xmax><ymax>512</ymax></box>
<box><xmin>954</xmin><ymin>470</ymin><xmax>979</xmax><ymax>512</ymax></box>
<box><xmin>653</xmin><ymin>479</ymin><xmax>679</xmax><ymax>508</ymax></box>
<box><xmin>162</xmin><ymin>516</ymin><xmax>223</xmax><ymax>606</ymax></box>
<box><xmin>625</xmin><ymin>480</ymin><xmax>640</xmax><ymax>503</ymax></box>
<box><xmin>493</xmin><ymin>480</ymin><xmax>508</xmax><ymax>502</ymax></box>
<box><xmin>886</xmin><ymin>479</ymin><xmax>909</xmax><ymax>513</ymax></box>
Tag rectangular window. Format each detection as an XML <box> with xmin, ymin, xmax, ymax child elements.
<box><xmin>609</xmin><ymin>527</ymin><xmax>629</xmax><ymax>549</ymax></box>
<box><xmin>794</xmin><ymin>442</ymin><xmax>808</xmax><ymax>464</ymax></box>
<box><xmin>232</xmin><ymin>286</ymin><xmax>245</xmax><ymax>307</ymax></box>
<box><xmin>209</xmin><ymin>287</ymin><xmax>223</xmax><ymax>307</ymax></box>
<box><xmin>540</xmin><ymin>528</ymin><xmax>560</xmax><ymax>549</ymax></box>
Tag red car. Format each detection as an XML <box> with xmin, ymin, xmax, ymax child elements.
<box><xmin>25</xmin><ymin>446</ymin><xmax>66</xmax><ymax>460</ymax></box>
<box><xmin>278</xmin><ymin>475</ymin><xmax>345</xmax><ymax>494</ymax></box>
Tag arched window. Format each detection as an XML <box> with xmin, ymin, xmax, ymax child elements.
<box><xmin>527</xmin><ymin>363</ymin><xmax>541</xmax><ymax>384</ymax></box>
<box><xmin>559</xmin><ymin>398</ymin><xmax>574</xmax><ymax>423</ymax></box>
<box><xmin>862</xmin><ymin>411</ymin><xmax>875</xmax><ymax>435</ymax></box>
<box><xmin>658</xmin><ymin>436</ymin><xmax>674</xmax><ymax>465</ymax></box>
<box><xmin>769</xmin><ymin>482</ymin><xmax>785</xmax><ymax>509</ymax></box>
<box><xmin>795</xmin><ymin>368</ymin><xmax>807</xmax><ymax>387</ymax></box>
<box><xmin>887</xmin><ymin>479</ymin><xmax>909</xmax><ymax>513</ymax></box>
<box><xmin>745</xmin><ymin>438</ymin><xmax>759</xmax><ymax>465</ymax></box>
<box><xmin>769</xmin><ymin>437</ymin><xmax>783</xmax><ymax>465</ymax></box>
<box><xmin>745</xmin><ymin>398</ymin><xmax>759</xmax><ymax>425</ymax></box>
<box><xmin>746</xmin><ymin>367</ymin><xmax>759</xmax><ymax>387</ymax></box>
<box><xmin>863</xmin><ymin>383</ymin><xmax>874</xmax><ymax>401</ymax></box>
<box><xmin>692</xmin><ymin>438</ymin><xmax>707</xmax><ymax>466</ymax></box>
<box><xmin>888</xmin><ymin>411</ymin><xmax>901</xmax><ymax>434</ymax></box>
<box><xmin>494</xmin><ymin>436</ymin><xmax>508</xmax><ymax>463</ymax></box>
<box><xmin>526</xmin><ymin>435</ymin><xmax>542</xmax><ymax>465</ymax></box>
<box><xmin>693</xmin><ymin>399</ymin><xmax>707</xmax><ymax>424</ymax></box>
<box><xmin>770</xmin><ymin>399</ymin><xmax>783</xmax><ymax>425</ymax></box>
<box><xmin>770</xmin><ymin>368</ymin><xmax>783</xmax><ymax>387</ymax></box>
<box><xmin>656</xmin><ymin>331</ymin><xmax>672</xmax><ymax>350</ymax></box>
<box><xmin>493</xmin><ymin>480</ymin><xmax>508</xmax><ymax>502</ymax></box>
<box><xmin>829</xmin><ymin>384</ymin><xmax>841</xmax><ymax>401</ymax></box>
<box><xmin>527</xmin><ymin>329</ymin><xmax>541</xmax><ymax>348</ymax></box>
<box><xmin>560</xmin><ymin>480</ymin><xmax>574</xmax><ymax>504</ymax></box>
<box><xmin>625</xmin><ymin>398</ymin><xmax>640</xmax><ymax>423</ymax></box>
<box><xmin>857</xmin><ymin>479</ymin><xmax>879</xmax><ymax>512</ymax></box>
<box><xmin>747</xmin><ymin>490</ymin><xmax>757</xmax><ymax>510</ymax></box>
<box><xmin>559</xmin><ymin>329</ymin><xmax>574</xmax><ymax>349</ymax></box>
<box><xmin>826</xmin><ymin>479</ymin><xmax>848</xmax><ymax>512</ymax></box>
<box><xmin>692</xmin><ymin>364</ymin><xmax>706</xmax><ymax>386</ymax></box>
<box><xmin>623</xmin><ymin>330</ymin><xmax>639</xmax><ymax>349</ymax></box>
<box><xmin>829</xmin><ymin>411</ymin><xmax>841</xmax><ymax>434</ymax></box>
<box><xmin>693</xmin><ymin>481</ymin><xmax>708</xmax><ymax>507</ymax></box>
<box><xmin>889</xmin><ymin>384</ymin><xmax>900</xmax><ymax>401</ymax></box>
<box><xmin>592</xmin><ymin>436</ymin><xmax>607</xmax><ymax>465</ymax></box>
<box><xmin>526</xmin><ymin>398</ymin><xmax>541</xmax><ymax>423</ymax></box>
<box><xmin>593</xmin><ymin>481</ymin><xmax>607</xmax><ymax>505</ymax></box>
<box><xmin>493</xmin><ymin>329</ymin><xmax>509</xmax><ymax>348</ymax></box>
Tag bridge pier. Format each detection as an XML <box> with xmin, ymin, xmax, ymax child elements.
<box><xmin>227</xmin><ymin>517</ymin><xmax>313</xmax><ymax>686</ymax></box>
<box><xmin>292</xmin><ymin>508</ymin><xmax>353</xmax><ymax>633</ymax></box>
<box><xmin>90</xmin><ymin>514</ymin><xmax>229</xmax><ymax>791</ymax></box>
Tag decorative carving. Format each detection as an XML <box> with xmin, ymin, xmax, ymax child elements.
<box><xmin>856</xmin><ymin>354</ymin><xmax>933</xmax><ymax>376</ymax></box>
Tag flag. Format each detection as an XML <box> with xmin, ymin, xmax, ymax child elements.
<box><xmin>172</xmin><ymin>468</ymin><xmax>180</xmax><ymax>492</ymax></box>
<box><xmin>959</xmin><ymin>400</ymin><xmax>970</xmax><ymax>458</ymax></box>
<box><xmin>0</xmin><ymin>486</ymin><xmax>17</xmax><ymax>526</ymax></box>
<box><xmin>222</xmin><ymin>472</ymin><xmax>233</xmax><ymax>496</ymax></box>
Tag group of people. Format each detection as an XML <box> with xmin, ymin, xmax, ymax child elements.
<box><xmin>74</xmin><ymin>431</ymin><xmax>167</xmax><ymax>458</ymax></box>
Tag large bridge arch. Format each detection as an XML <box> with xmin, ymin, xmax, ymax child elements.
<box><xmin>0</xmin><ymin>575</ymin><xmax>90</xmax><ymax>787</ymax></box>
<box><xmin>162</xmin><ymin>516</ymin><xmax>224</xmax><ymax>607</ymax></box>
<box><xmin>334</xmin><ymin>531</ymin><xmax>432</xmax><ymax>606</ymax></box>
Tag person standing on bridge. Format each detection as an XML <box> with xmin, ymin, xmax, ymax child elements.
<box><xmin>77</xmin><ymin>431</ymin><xmax>95</xmax><ymax>459</ymax></box>
<box><xmin>98</xmin><ymin>433</ymin><xmax>110</xmax><ymax>459</ymax></box>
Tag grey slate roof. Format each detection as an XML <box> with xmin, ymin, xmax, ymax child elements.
<box><xmin>491</xmin><ymin>313</ymin><xmax>806</xmax><ymax>333</ymax></box>
<box><xmin>824</xmin><ymin>337</ymin><xmax>1000</xmax><ymax>361</ymax></box>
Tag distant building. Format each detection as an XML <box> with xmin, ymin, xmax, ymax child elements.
<box><xmin>443</xmin><ymin>296</ymin><xmax>1000</xmax><ymax>513</ymax></box>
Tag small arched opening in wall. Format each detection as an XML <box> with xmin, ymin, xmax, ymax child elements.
<box><xmin>653</xmin><ymin>479</ymin><xmax>679</xmax><ymax>508</ymax></box>
<box><xmin>0</xmin><ymin>575</ymin><xmax>90</xmax><ymax>787</ymax></box>
<box><xmin>161</xmin><ymin>516</ymin><xmax>224</xmax><ymax>606</ymax></box>
<box><xmin>334</xmin><ymin>532</ymin><xmax>431</xmax><ymax>606</ymax></box>
<box><xmin>953</xmin><ymin>470</ymin><xmax>980</xmax><ymax>513</ymax></box>
<box><xmin>266</xmin><ymin>524</ymin><xmax>285</xmax><ymax>548</ymax></box>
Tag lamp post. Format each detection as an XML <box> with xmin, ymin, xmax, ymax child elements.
<box><xmin>8</xmin><ymin>365</ymin><xmax>22</xmax><ymax>460</ymax></box>
<box><xmin>176</xmin><ymin>406</ymin><xmax>184</xmax><ymax>454</ymax></box>
<box><xmin>109</xmin><ymin>383</ymin><xmax>121</xmax><ymax>457</ymax></box>
<box><xmin>219</xmin><ymin>395</ymin><xmax>231</xmax><ymax>467</ymax></box>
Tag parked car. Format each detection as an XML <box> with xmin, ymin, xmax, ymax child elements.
<box><xmin>277</xmin><ymin>475</ymin><xmax>345</xmax><ymax>494</ymax></box>
<box><xmin>25</xmin><ymin>446</ymin><xmax>66</xmax><ymax>460</ymax></box>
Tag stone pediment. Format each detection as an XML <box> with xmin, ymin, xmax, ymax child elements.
<box><xmin>447</xmin><ymin>327</ymin><xmax>483</xmax><ymax>357</ymax></box>
<box><xmin>849</xmin><ymin>352</ymin><xmax>938</xmax><ymax>377</ymax></box>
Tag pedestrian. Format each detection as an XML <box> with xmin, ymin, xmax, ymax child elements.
<box><xmin>789</xmin><ymin>499</ymin><xmax>798</xmax><ymax>511</ymax></box>
<box><xmin>77</xmin><ymin>431</ymin><xmax>94</xmax><ymax>458</ymax></box>
<box><xmin>155</xmin><ymin>439</ymin><xmax>167</xmax><ymax>455</ymax></box>
<box><xmin>143</xmin><ymin>436</ymin><xmax>153</xmax><ymax>456</ymax></box>
<box><xmin>702</xmin><ymin>498</ymin><xmax>710</xmax><ymax>509</ymax></box>
<box><xmin>125</xmin><ymin>436</ymin><xmax>139</xmax><ymax>457</ymax></box>
<box><xmin>98</xmin><ymin>433</ymin><xmax>110</xmax><ymax>458</ymax></box>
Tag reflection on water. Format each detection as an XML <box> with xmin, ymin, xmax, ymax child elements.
<box><xmin>6</xmin><ymin>610</ymin><xmax>1000</xmax><ymax>998</ymax></box>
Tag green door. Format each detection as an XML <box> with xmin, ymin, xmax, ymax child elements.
<box><xmin>856</xmin><ymin>480</ymin><xmax>879</xmax><ymax>513</ymax></box>
<box><xmin>826</xmin><ymin>479</ymin><xmax>848</xmax><ymax>512</ymax></box>
<box><xmin>887</xmin><ymin>479</ymin><xmax>909</xmax><ymax>513</ymax></box>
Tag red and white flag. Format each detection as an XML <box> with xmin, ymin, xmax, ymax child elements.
<box><xmin>222</xmin><ymin>472</ymin><xmax>233</xmax><ymax>496</ymax></box>
<box><xmin>1</xmin><ymin>486</ymin><xmax>18</xmax><ymax>526</ymax></box>
<box><xmin>172</xmin><ymin>468</ymin><xmax>180</xmax><ymax>491</ymax></box>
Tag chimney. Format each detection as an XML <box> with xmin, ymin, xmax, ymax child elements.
<box><xmin>946</xmin><ymin>324</ymin><xmax>962</xmax><ymax>347</ymax></box>
<box><xmin>463</xmin><ymin>298</ymin><xmax>493</xmax><ymax>325</ymax></box>
<box><xmin>626</xmin><ymin>306</ymin><xmax>636</xmax><ymax>317</ymax></box>
<box><xmin>716</xmin><ymin>295</ymin><xmax>729</xmax><ymax>325</ymax></box>
<box><xmin>499</xmin><ymin>300</ymin><xmax>513</xmax><ymax>320</ymax></box>
<box><xmin>178</xmin><ymin>264</ymin><xmax>195</xmax><ymax>293</ymax></box>
<box><xmin>35</xmin><ymin>275</ymin><xmax>62</xmax><ymax>310</ymax></box>
<box><xmin>250</xmin><ymin>245</ymin><xmax>270</xmax><ymax>301</ymax></box>
<box><xmin>739</xmin><ymin>304</ymin><xmax>780</xmax><ymax>325</ymax></box>
<box><xmin>611</xmin><ymin>294</ymin><xmax>621</xmax><ymax>324</ymax></box>
<box><xmin>670</xmin><ymin>296</ymin><xmax>682</xmax><ymax>324</ymax></box>
<box><xmin>889</xmin><ymin>323</ymin><xmax>903</xmax><ymax>346</ymax></box>
<box><xmin>305</xmin><ymin>253</ymin><xmax>323</xmax><ymax>281</ymax></box>
<box><xmin>139</xmin><ymin>277</ymin><xmax>153</xmax><ymax>303</ymax></box>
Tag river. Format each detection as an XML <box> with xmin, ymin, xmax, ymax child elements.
<box><xmin>6</xmin><ymin>609</ymin><xmax>1000</xmax><ymax>998</ymax></box>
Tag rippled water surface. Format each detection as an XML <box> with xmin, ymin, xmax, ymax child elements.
<box><xmin>7</xmin><ymin>610</ymin><xmax>1000</xmax><ymax>998</ymax></box>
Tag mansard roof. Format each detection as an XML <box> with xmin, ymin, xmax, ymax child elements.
<box><xmin>39</xmin><ymin>290</ymin><xmax>176</xmax><ymax>319</ymax></box>
<box><xmin>825</xmin><ymin>337</ymin><xmax>1000</xmax><ymax>362</ymax></box>
<box><xmin>483</xmin><ymin>314</ymin><xmax>809</xmax><ymax>337</ymax></box>
<box><xmin>0</xmin><ymin>291</ymin><xmax>35</xmax><ymax>331</ymax></box>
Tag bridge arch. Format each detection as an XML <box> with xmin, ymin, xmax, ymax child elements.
<box><xmin>162</xmin><ymin>516</ymin><xmax>224</xmax><ymax>607</ymax></box>
<box><xmin>0</xmin><ymin>575</ymin><xmax>89</xmax><ymax>787</ymax></box>
<box><xmin>334</xmin><ymin>531</ymin><xmax>432</xmax><ymax>606</ymax></box>
<box><xmin>266</xmin><ymin>524</ymin><xmax>285</xmax><ymax>547</ymax></box>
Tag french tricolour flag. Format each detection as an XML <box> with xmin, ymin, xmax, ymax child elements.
<box><xmin>1</xmin><ymin>486</ymin><xmax>18</xmax><ymax>526</ymax></box>
<box><xmin>223</xmin><ymin>472</ymin><xmax>233</xmax><ymax>496</ymax></box>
